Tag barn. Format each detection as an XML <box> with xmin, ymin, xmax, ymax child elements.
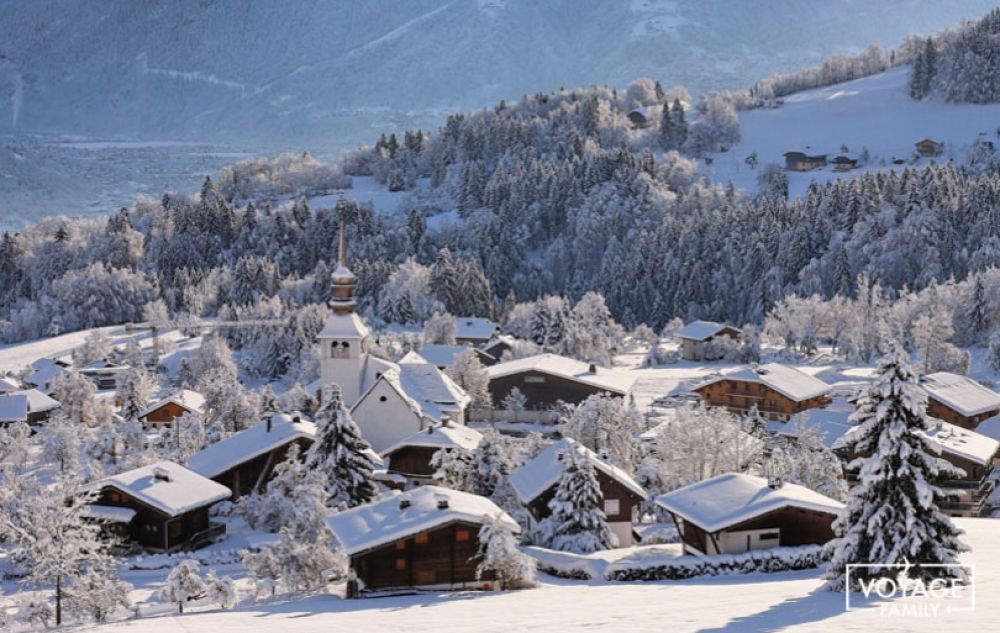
<box><xmin>326</xmin><ymin>486</ymin><xmax>518</xmax><ymax>594</ymax></box>
<box><xmin>656</xmin><ymin>473</ymin><xmax>844</xmax><ymax>556</ymax></box>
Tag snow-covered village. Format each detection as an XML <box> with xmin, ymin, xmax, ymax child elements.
<box><xmin>3</xmin><ymin>2</ymin><xmax>1000</xmax><ymax>632</ymax></box>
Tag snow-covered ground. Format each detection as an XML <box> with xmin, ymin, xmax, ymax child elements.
<box><xmin>708</xmin><ymin>67</ymin><xmax>1000</xmax><ymax>197</ymax></box>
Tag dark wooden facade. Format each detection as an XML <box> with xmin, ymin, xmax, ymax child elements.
<box><xmin>783</xmin><ymin>152</ymin><xmax>827</xmax><ymax>171</ymax></box>
<box><xmin>212</xmin><ymin>437</ymin><xmax>313</xmax><ymax>498</ymax></box>
<box><xmin>695</xmin><ymin>379</ymin><xmax>830</xmax><ymax>421</ymax></box>
<box><xmin>526</xmin><ymin>469</ymin><xmax>640</xmax><ymax>525</ymax></box>
<box><xmin>926</xmin><ymin>397</ymin><xmax>998</xmax><ymax>430</ymax></box>
<box><xmin>679</xmin><ymin>506</ymin><xmax>836</xmax><ymax>555</ymax></box>
<box><xmin>480</xmin><ymin>340</ymin><xmax>512</xmax><ymax>364</ymax></box>
<box><xmin>489</xmin><ymin>370</ymin><xmax>623</xmax><ymax>411</ymax></box>
<box><xmin>141</xmin><ymin>402</ymin><xmax>193</xmax><ymax>429</ymax></box>
<box><xmin>915</xmin><ymin>139</ymin><xmax>943</xmax><ymax>157</ymax></box>
<box><xmin>351</xmin><ymin>520</ymin><xmax>493</xmax><ymax>590</ymax></box>
<box><xmin>92</xmin><ymin>486</ymin><xmax>221</xmax><ymax>552</ymax></box>
<box><xmin>385</xmin><ymin>445</ymin><xmax>439</xmax><ymax>482</ymax></box>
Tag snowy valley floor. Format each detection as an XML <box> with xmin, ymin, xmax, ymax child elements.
<box><xmin>88</xmin><ymin>518</ymin><xmax>997</xmax><ymax>633</ymax></box>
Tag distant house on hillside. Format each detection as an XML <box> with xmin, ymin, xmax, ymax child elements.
<box><xmin>326</xmin><ymin>486</ymin><xmax>518</xmax><ymax>594</ymax></box>
<box><xmin>87</xmin><ymin>461</ymin><xmax>230</xmax><ymax>552</ymax></box>
<box><xmin>783</xmin><ymin>151</ymin><xmax>827</xmax><ymax>171</ymax></box>
<box><xmin>480</xmin><ymin>335</ymin><xmax>516</xmax><ymax>364</ymax></box>
<box><xmin>0</xmin><ymin>389</ymin><xmax>60</xmax><ymax>425</ymax></box>
<box><xmin>0</xmin><ymin>395</ymin><xmax>29</xmax><ymax>425</ymax></box>
<box><xmin>627</xmin><ymin>107</ymin><xmax>652</xmax><ymax>129</ymax></box>
<box><xmin>139</xmin><ymin>390</ymin><xmax>206</xmax><ymax>430</ymax></box>
<box><xmin>657</xmin><ymin>473</ymin><xmax>843</xmax><ymax>556</ymax></box>
<box><xmin>675</xmin><ymin>320</ymin><xmax>742</xmax><ymax>361</ymax></box>
<box><xmin>693</xmin><ymin>363</ymin><xmax>832</xmax><ymax>421</ymax></box>
<box><xmin>915</xmin><ymin>138</ymin><xmax>943</xmax><ymax>157</ymax></box>
<box><xmin>455</xmin><ymin>317</ymin><xmax>499</xmax><ymax>346</ymax></box>
<box><xmin>509</xmin><ymin>438</ymin><xmax>646</xmax><ymax>546</ymax></box>
<box><xmin>830</xmin><ymin>154</ymin><xmax>859</xmax><ymax>171</ymax></box>
<box><xmin>381</xmin><ymin>421</ymin><xmax>483</xmax><ymax>487</ymax></box>
<box><xmin>921</xmin><ymin>372</ymin><xmax>1000</xmax><ymax>430</ymax></box>
<box><xmin>77</xmin><ymin>360</ymin><xmax>130</xmax><ymax>391</ymax></box>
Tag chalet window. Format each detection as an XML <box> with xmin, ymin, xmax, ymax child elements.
<box><xmin>603</xmin><ymin>499</ymin><xmax>620</xmax><ymax>515</ymax></box>
<box><xmin>524</xmin><ymin>376</ymin><xmax>545</xmax><ymax>384</ymax></box>
<box><xmin>417</xmin><ymin>570</ymin><xmax>436</xmax><ymax>584</ymax></box>
<box><xmin>455</xmin><ymin>529</ymin><xmax>470</xmax><ymax>542</ymax></box>
<box><xmin>395</xmin><ymin>557</ymin><xmax>407</xmax><ymax>571</ymax></box>
<box><xmin>415</xmin><ymin>532</ymin><xmax>429</xmax><ymax>544</ymax></box>
<box><xmin>395</xmin><ymin>540</ymin><xmax>406</xmax><ymax>551</ymax></box>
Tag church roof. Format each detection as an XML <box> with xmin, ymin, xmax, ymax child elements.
<box><xmin>318</xmin><ymin>312</ymin><xmax>370</xmax><ymax>339</ymax></box>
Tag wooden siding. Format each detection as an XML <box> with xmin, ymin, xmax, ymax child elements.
<box><xmin>679</xmin><ymin>505</ymin><xmax>835</xmax><ymax>554</ymax></box>
<box><xmin>212</xmin><ymin>437</ymin><xmax>313</xmax><ymax>498</ymax></box>
<box><xmin>141</xmin><ymin>402</ymin><xmax>192</xmax><ymax>429</ymax></box>
<box><xmin>386</xmin><ymin>446</ymin><xmax>440</xmax><ymax>480</ymax></box>
<box><xmin>488</xmin><ymin>370</ymin><xmax>622</xmax><ymax>411</ymax></box>
<box><xmin>926</xmin><ymin>396</ymin><xmax>998</xmax><ymax>430</ymax></box>
<box><xmin>695</xmin><ymin>379</ymin><xmax>830</xmax><ymax>421</ymax></box>
<box><xmin>526</xmin><ymin>469</ymin><xmax>641</xmax><ymax>524</ymax></box>
<box><xmin>93</xmin><ymin>486</ymin><xmax>212</xmax><ymax>551</ymax></box>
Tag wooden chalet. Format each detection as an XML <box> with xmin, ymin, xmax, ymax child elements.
<box><xmin>139</xmin><ymin>390</ymin><xmax>206</xmax><ymax>430</ymax></box>
<box><xmin>77</xmin><ymin>360</ymin><xmax>130</xmax><ymax>391</ymax></box>
<box><xmin>783</xmin><ymin>151</ymin><xmax>827</xmax><ymax>171</ymax></box>
<box><xmin>830</xmin><ymin>154</ymin><xmax>859</xmax><ymax>171</ymax></box>
<box><xmin>693</xmin><ymin>363</ymin><xmax>832</xmax><ymax>421</ymax></box>
<box><xmin>479</xmin><ymin>335</ymin><xmax>516</xmax><ymax>365</ymax></box>
<box><xmin>656</xmin><ymin>473</ymin><xmax>843</xmax><ymax>556</ymax></box>
<box><xmin>326</xmin><ymin>486</ymin><xmax>518</xmax><ymax>594</ymax></box>
<box><xmin>484</xmin><ymin>353</ymin><xmax>637</xmax><ymax>413</ymax></box>
<box><xmin>509</xmin><ymin>438</ymin><xmax>646</xmax><ymax>547</ymax></box>
<box><xmin>915</xmin><ymin>138</ymin><xmax>943</xmax><ymax>157</ymax></box>
<box><xmin>87</xmin><ymin>461</ymin><xmax>230</xmax><ymax>552</ymax></box>
<box><xmin>921</xmin><ymin>372</ymin><xmax>1000</xmax><ymax>430</ymax></box>
<box><xmin>675</xmin><ymin>320</ymin><xmax>742</xmax><ymax>361</ymax></box>
<box><xmin>186</xmin><ymin>413</ymin><xmax>315</xmax><ymax>498</ymax></box>
<box><xmin>381</xmin><ymin>421</ymin><xmax>483</xmax><ymax>487</ymax></box>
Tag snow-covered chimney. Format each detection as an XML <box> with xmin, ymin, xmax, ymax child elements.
<box><xmin>767</xmin><ymin>476</ymin><xmax>783</xmax><ymax>489</ymax></box>
<box><xmin>588</xmin><ymin>363</ymin><xmax>597</xmax><ymax>374</ymax></box>
<box><xmin>436</xmin><ymin>494</ymin><xmax>450</xmax><ymax>510</ymax></box>
<box><xmin>399</xmin><ymin>498</ymin><xmax>411</xmax><ymax>510</ymax></box>
<box><xmin>152</xmin><ymin>466</ymin><xmax>172</xmax><ymax>482</ymax></box>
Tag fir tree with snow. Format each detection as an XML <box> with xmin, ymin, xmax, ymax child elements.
<box><xmin>115</xmin><ymin>365</ymin><xmax>154</xmax><ymax>422</ymax></box>
<box><xmin>824</xmin><ymin>344</ymin><xmax>968</xmax><ymax>591</ymax></box>
<box><xmin>536</xmin><ymin>447</ymin><xmax>617</xmax><ymax>553</ymax></box>
<box><xmin>431</xmin><ymin>445</ymin><xmax>476</xmax><ymax>490</ymax></box>
<box><xmin>476</xmin><ymin>513</ymin><xmax>535</xmax><ymax>590</ymax></box>
<box><xmin>559</xmin><ymin>393</ymin><xmax>642</xmax><ymax>472</ymax></box>
<box><xmin>159</xmin><ymin>559</ymin><xmax>207</xmax><ymax>614</ymax></box>
<box><xmin>304</xmin><ymin>385</ymin><xmax>377</xmax><ymax>508</ymax></box>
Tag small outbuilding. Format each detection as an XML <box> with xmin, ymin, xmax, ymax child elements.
<box><xmin>656</xmin><ymin>473</ymin><xmax>844</xmax><ymax>556</ymax></box>
<box><xmin>381</xmin><ymin>421</ymin><xmax>483</xmax><ymax>486</ymax></box>
<box><xmin>675</xmin><ymin>321</ymin><xmax>742</xmax><ymax>361</ymax></box>
<box><xmin>326</xmin><ymin>486</ymin><xmax>518</xmax><ymax>593</ymax></box>
<box><xmin>830</xmin><ymin>154</ymin><xmax>860</xmax><ymax>171</ymax></box>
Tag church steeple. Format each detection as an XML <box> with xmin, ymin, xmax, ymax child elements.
<box><xmin>330</xmin><ymin>194</ymin><xmax>357</xmax><ymax>314</ymax></box>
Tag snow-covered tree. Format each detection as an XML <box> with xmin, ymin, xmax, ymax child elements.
<box><xmin>824</xmin><ymin>345</ymin><xmax>968</xmax><ymax>591</ymax></box>
<box><xmin>204</xmin><ymin>570</ymin><xmax>238</xmax><ymax>609</ymax></box>
<box><xmin>41</xmin><ymin>413</ymin><xmax>82</xmax><ymax>473</ymax></box>
<box><xmin>431</xmin><ymin>445</ymin><xmax>476</xmax><ymax>490</ymax></box>
<box><xmin>422</xmin><ymin>311</ymin><xmax>457</xmax><ymax>344</ymax></box>
<box><xmin>238</xmin><ymin>442</ymin><xmax>309</xmax><ymax>531</ymax></box>
<box><xmin>159</xmin><ymin>559</ymin><xmax>207</xmax><ymax>613</ymax></box>
<box><xmin>766</xmin><ymin>420</ymin><xmax>847</xmax><ymax>501</ymax></box>
<box><xmin>50</xmin><ymin>371</ymin><xmax>101</xmax><ymax>427</ymax></box>
<box><xmin>64</xmin><ymin>568</ymin><xmax>133</xmax><ymax>624</ymax></box>
<box><xmin>0</xmin><ymin>421</ymin><xmax>31</xmax><ymax>469</ymax></box>
<box><xmin>243</xmin><ymin>522</ymin><xmax>346</xmax><ymax>596</ymax></box>
<box><xmin>536</xmin><ymin>446</ymin><xmax>617</xmax><ymax>553</ymax></box>
<box><xmin>989</xmin><ymin>330</ymin><xmax>1000</xmax><ymax>371</ymax></box>
<box><xmin>466</xmin><ymin>429</ymin><xmax>516</xmax><ymax>498</ymax></box>
<box><xmin>72</xmin><ymin>329</ymin><xmax>113</xmax><ymax>367</ymax></box>
<box><xmin>115</xmin><ymin>366</ymin><xmax>154</xmax><ymax>422</ymax></box>
<box><xmin>476</xmin><ymin>513</ymin><xmax>535</xmax><ymax>589</ymax></box>
<box><xmin>501</xmin><ymin>387</ymin><xmax>527</xmax><ymax>413</ymax></box>
<box><xmin>445</xmin><ymin>348</ymin><xmax>491</xmax><ymax>408</ymax></box>
<box><xmin>304</xmin><ymin>385</ymin><xmax>377</xmax><ymax>508</ymax></box>
<box><xmin>559</xmin><ymin>393</ymin><xmax>642</xmax><ymax>471</ymax></box>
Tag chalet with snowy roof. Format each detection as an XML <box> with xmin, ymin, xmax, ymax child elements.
<box><xmin>326</xmin><ymin>486</ymin><xmax>518</xmax><ymax>593</ymax></box>
<box><xmin>627</xmin><ymin>107</ymin><xmax>652</xmax><ymax>129</ymax></box>
<box><xmin>186</xmin><ymin>413</ymin><xmax>316</xmax><ymax>498</ymax></box>
<box><xmin>509</xmin><ymin>437</ymin><xmax>646</xmax><ymax>546</ymax></box>
<box><xmin>479</xmin><ymin>335</ymin><xmax>516</xmax><ymax>364</ymax></box>
<box><xmin>484</xmin><ymin>353</ymin><xmax>637</xmax><ymax>413</ymax></box>
<box><xmin>413</xmin><ymin>344</ymin><xmax>495</xmax><ymax>370</ymax></box>
<box><xmin>657</xmin><ymin>473</ymin><xmax>844</xmax><ymax>556</ymax></box>
<box><xmin>915</xmin><ymin>138</ymin><xmax>943</xmax><ymax>157</ymax></box>
<box><xmin>835</xmin><ymin>419</ymin><xmax>1000</xmax><ymax>517</ymax></box>
<box><xmin>87</xmin><ymin>461</ymin><xmax>230</xmax><ymax>552</ymax></box>
<box><xmin>455</xmin><ymin>317</ymin><xmax>499</xmax><ymax>345</ymax></box>
<box><xmin>381</xmin><ymin>421</ymin><xmax>483</xmax><ymax>487</ymax></box>
<box><xmin>12</xmin><ymin>388</ymin><xmax>59</xmax><ymax>424</ymax></box>
<box><xmin>23</xmin><ymin>360</ymin><xmax>71</xmax><ymax>394</ymax></box>
<box><xmin>315</xmin><ymin>202</ymin><xmax>471</xmax><ymax>453</ymax></box>
<box><xmin>138</xmin><ymin>389</ymin><xmax>206</xmax><ymax>430</ymax></box>
<box><xmin>675</xmin><ymin>321</ymin><xmax>742</xmax><ymax>361</ymax></box>
<box><xmin>77</xmin><ymin>360</ymin><xmax>130</xmax><ymax>390</ymax></box>
<box><xmin>694</xmin><ymin>363</ymin><xmax>832</xmax><ymax>421</ymax></box>
<box><xmin>830</xmin><ymin>154</ymin><xmax>860</xmax><ymax>171</ymax></box>
<box><xmin>783</xmin><ymin>151</ymin><xmax>827</xmax><ymax>171</ymax></box>
<box><xmin>921</xmin><ymin>372</ymin><xmax>1000</xmax><ymax>430</ymax></box>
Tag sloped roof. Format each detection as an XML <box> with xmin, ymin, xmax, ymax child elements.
<box><xmin>695</xmin><ymin>363</ymin><xmax>831</xmax><ymax>402</ymax></box>
<box><xmin>95</xmin><ymin>460</ymin><xmax>230</xmax><ymax>517</ymax></box>
<box><xmin>509</xmin><ymin>437</ymin><xmax>647</xmax><ymax>505</ymax></box>
<box><xmin>12</xmin><ymin>388</ymin><xmax>60</xmax><ymax>413</ymax></box>
<box><xmin>24</xmin><ymin>364</ymin><xmax>70</xmax><ymax>392</ymax></box>
<box><xmin>139</xmin><ymin>389</ymin><xmax>206</xmax><ymax>419</ymax></box>
<box><xmin>774</xmin><ymin>397</ymin><xmax>855</xmax><ymax>448</ymax></box>
<box><xmin>381</xmin><ymin>422</ymin><xmax>483</xmax><ymax>457</ymax></box>
<box><xmin>0</xmin><ymin>377</ymin><xmax>21</xmax><ymax>392</ymax></box>
<box><xmin>922</xmin><ymin>372</ymin><xmax>1000</xmax><ymax>417</ymax></box>
<box><xmin>318</xmin><ymin>312</ymin><xmax>370</xmax><ymax>339</ymax></box>
<box><xmin>388</xmin><ymin>360</ymin><xmax>471</xmax><ymax>422</ymax></box>
<box><xmin>675</xmin><ymin>320</ymin><xmax>739</xmax><ymax>342</ymax></box>
<box><xmin>656</xmin><ymin>473</ymin><xmax>844</xmax><ymax>533</ymax></box>
<box><xmin>186</xmin><ymin>413</ymin><xmax>316</xmax><ymax>479</ymax></box>
<box><xmin>416</xmin><ymin>344</ymin><xmax>468</xmax><ymax>368</ymax></box>
<box><xmin>455</xmin><ymin>317</ymin><xmax>498</xmax><ymax>341</ymax></box>
<box><xmin>833</xmin><ymin>417</ymin><xmax>999</xmax><ymax>467</ymax></box>
<box><xmin>326</xmin><ymin>486</ymin><xmax>517</xmax><ymax>556</ymax></box>
<box><xmin>0</xmin><ymin>395</ymin><xmax>29</xmax><ymax>422</ymax></box>
<box><xmin>484</xmin><ymin>354</ymin><xmax>636</xmax><ymax>395</ymax></box>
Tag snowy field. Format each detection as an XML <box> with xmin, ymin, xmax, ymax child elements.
<box><xmin>72</xmin><ymin>518</ymin><xmax>995</xmax><ymax>633</ymax></box>
<box><xmin>707</xmin><ymin>67</ymin><xmax>1000</xmax><ymax>196</ymax></box>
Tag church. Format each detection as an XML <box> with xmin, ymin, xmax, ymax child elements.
<box><xmin>314</xmin><ymin>203</ymin><xmax>470</xmax><ymax>452</ymax></box>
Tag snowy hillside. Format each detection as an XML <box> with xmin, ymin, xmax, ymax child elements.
<box><xmin>708</xmin><ymin>67</ymin><xmax>1000</xmax><ymax>196</ymax></box>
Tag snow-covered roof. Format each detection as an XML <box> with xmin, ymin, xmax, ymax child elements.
<box><xmin>656</xmin><ymin>473</ymin><xmax>844</xmax><ymax>533</ymax></box>
<box><xmin>675</xmin><ymin>320</ymin><xmax>740</xmax><ymax>342</ymax></box>
<box><xmin>484</xmin><ymin>354</ymin><xmax>637</xmax><ymax>395</ymax></box>
<box><xmin>139</xmin><ymin>389</ymin><xmax>206</xmax><ymax>419</ymax></box>
<box><xmin>326</xmin><ymin>486</ymin><xmax>518</xmax><ymax>556</ymax></box>
<box><xmin>186</xmin><ymin>413</ymin><xmax>316</xmax><ymax>479</ymax></box>
<box><xmin>922</xmin><ymin>372</ymin><xmax>1000</xmax><ymax>417</ymax></box>
<box><xmin>381</xmin><ymin>422</ymin><xmax>483</xmax><ymax>457</ymax></box>
<box><xmin>398</xmin><ymin>350</ymin><xmax>428</xmax><ymax>364</ymax></box>
<box><xmin>481</xmin><ymin>334</ymin><xmax>515</xmax><ymax>351</ymax></box>
<box><xmin>95</xmin><ymin>461</ymin><xmax>231</xmax><ymax>517</ymax></box>
<box><xmin>318</xmin><ymin>312</ymin><xmax>370</xmax><ymax>339</ymax></box>
<box><xmin>12</xmin><ymin>388</ymin><xmax>60</xmax><ymax>413</ymax></box>
<box><xmin>509</xmin><ymin>438</ymin><xmax>647</xmax><ymax>505</ymax></box>
<box><xmin>416</xmin><ymin>344</ymin><xmax>473</xmax><ymax>368</ymax></box>
<box><xmin>84</xmin><ymin>504</ymin><xmax>137</xmax><ymax>523</ymax></box>
<box><xmin>0</xmin><ymin>377</ymin><xmax>20</xmax><ymax>392</ymax></box>
<box><xmin>773</xmin><ymin>397</ymin><xmax>855</xmax><ymax>448</ymax></box>
<box><xmin>0</xmin><ymin>395</ymin><xmax>28</xmax><ymax>422</ymax></box>
<box><xmin>833</xmin><ymin>417</ymin><xmax>999</xmax><ymax>467</ymax></box>
<box><xmin>24</xmin><ymin>364</ymin><xmax>70</xmax><ymax>392</ymax></box>
<box><xmin>371</xmin><ymin>361</ymin><xmax>471</xmax><ymax>424</ymax></box>
<box><xmin>78</xmin><ymin>360</ymin><xmax>129</xmax><ymax>373</ymax></box>
<box><xmin>455</xmin><ymin>317</ymin><xmax>497</xmax><ymax>341</ymax></box>
<box><xmin>695</xmin><ymin>363</ymin><xmax>831</xmax><ymax>402</ymax></box>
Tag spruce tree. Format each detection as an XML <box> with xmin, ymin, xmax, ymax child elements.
<box><xmin>825</xmin><ymin>344</ymin><xmax>967</xmax><ymax>591</ymax></box>
<box><xmin>536</xmin><ymin>444</ymin><xmax>616</xmax><ymax>553</ymax></box>
<box><xmin>304</xmin><ymin>385</ymin><xmax>378</xmax><ymax>508</ymax></box>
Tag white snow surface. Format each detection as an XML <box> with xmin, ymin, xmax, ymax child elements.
<box><xmin>485</xmin><ymin>353</ymin><xmax>638</xmax><ymax>395</ymax></box>
<box><xmin>696</xmin><ymin>363</ymin><xmax>832</xmax><ymax>402</ymax></box>
<box><xmin>326</xmin><ymin>485</ymin><xmax>517</xmax><ymax>556</ymax></box>
<box><xmin>413</xmin><ymin>343</ymin><xmax>473</xmax><ymax>368</ymax></box>
<box><xmin>509</xmin><ymin>437</ymin><xmax>647</xmax><ymax>505</ymax></box>
<box><xmin>84</xmin><ymin>504</ymin><xmax>138</xmax><ymax>523</ymax></box>
<box><xmin>922</xmin><ymin>371</ymin><xmax>1000</xmax><ymax>417</ymax></box>
<box><xmin>455</xmin><ymin>317</ymin><xmax>498</xmax><ymax>341</ymax></box>
<box><xmin>0</xmin><ymin>376</ymin><xmax>20</xmax><ymax>392</ymax></box>
<box><xmin>675</xmin><ymin>320</ymin><xmax>738</xmax><ymax>341</ymax></box>
<box><xmin>656</xmin><ymin>473</ymin><xmax>845</xmax><ymax>534</ymax></box>
<box><xmin>186</xmin><ymin>414</ymin><xmax>316</xmax><ymax>480</ymax></box>
<box><xmin>834</xmin><ymin>417</ymin><xmax>1000</xmax><ymax>467</ymax></box>
<box><xmin>317</xmin><ymin>312</ymin><xmax>370</xmax><ymax>340</ymax></box>
<box><xmin>380</xmin><ymin>422</ymin><xmax>483</xmax><ymax>457</ymax></box>
<box><xmin>394</xmin><ymin>360</ymin><xmax>471</xmax><ymax>421</ymax></box>
<box><xmin>11</xmin><ymin>387</ymin><xmax>60</xmax><ymax>413</ymax></box>
<box><xmin>0</xmin><ymin>393</ymin><xmax>28</xmax><ymax>422</ymax></box>
<box><xmin>93</xmin><ymin>460</ymin><xmax>231</xmax><ymax>517</ymax></box>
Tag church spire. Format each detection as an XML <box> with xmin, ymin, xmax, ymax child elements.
<box><xmin>337</xmin><ymin>193</ymin><xmax>347</xmax><ymax>268</ymax></box>
<box><xmin>330</xmin><ymin>193</ymin><xmax>357</xmax><ymax>314</ymax></box>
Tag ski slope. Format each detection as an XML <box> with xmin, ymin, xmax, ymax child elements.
<box><xmin>708</xmin><ymin>67</ymin><xmax>1000</xmax><ymax>197</ymax></box>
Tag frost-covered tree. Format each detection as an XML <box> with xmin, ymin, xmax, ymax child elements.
<box><xmin>536</xmin><ymin>446</ymin><xmax>617</xmax><ymax>553</ymax></box>
<box><xmin>204</xmin><ymin>570</ymin><xmax>238</xmax><ymax>609</ymax></box>
<box><xmin>422</xmin><ymin>311</ymin><xmax>457</xmax><ymax>344</ymax></box>
<box><xmin>41</xmin><ymin>413</ymin><xmax>82</xmax><ymax>473</ymax></box>
<box><xmin>115</xmin><ymin>366</ymin><xmax>154</xmax><ymax>422</ymax></box>
<box><xmin>766</xmin><ymin>420</ymin><xmax>847</xmax><ymax>501</ymax></box>
<box><xmin>445</xmin><ymin>348</ymin><xmax>491</xmax><ymax>408</ymax></box>
<box><xmin>824</xmin><ymin>345</ymin><xmax>967</xmax><ymax>591</ymax></box>
<box><xmin>64</xmin><ymin>568</ymin><xmax>133</xmax><ymax>624</ymax></box>
<box><xmin>304</xmin><ymin>385</ymin><xmax>377</xmax><ymax>508</ymax></box>
<box><xmin>72</xmin><ymin>329</ymin><xmax>113</xmax><ymax>367</ymax></box>
<box><xmin>238</xmin><ymin>442</ymin><xmax>309</xmax><ymax>531</ymax></box>
<box><xmin>466</xmin><ymin>429</ymin><xmax>516</xmax><ymax>498</ymax></box>
<box><xmin>431</xmin><ymin>445</ymin><xmax>476</xmax><ymax>490</ymax></box>
<box><xmin>159</xmin><ymin>559</ymin><xmax>207</xmax><ymax>614</ymax></box>
<box><xmin>989</xmin><ymin>330</ymin><xmax>1000</xmax><ymax>371</ymax></box>
<box><xmin>0</xmin><ymin>421</ymin><xmax>31</xmax><ymax>469</ymax></box>
<box><xmin>50</xmin><ymin>371</ymin><xmax>101</xmax><ymax>427</ymax></box>
<box><xmin>559</xmin><ymin>393</ymin><xmax>642</xmax><ymax>471</ymax></box>
<box><xmin>476</xmin><ymin>513</ymin><xmax>535</xmax><ymax>589</ymax></box>
<box><xmin>501</xmin><ymin>387</ymin><xmax>527</xmax><ymax>413</ymax></box>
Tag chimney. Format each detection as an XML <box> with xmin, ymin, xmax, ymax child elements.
<box><xmin>588</xmin><ymin>363</ymin><xmax>597</xmax><ymax>374</ymax></box>
<box><xmin>427</xmin><ymin>425</ymin><xmax>434</xmax><ymax>435</ymax></box>
<box><xmin>767</xmin><ymin>476</ymin><xmax>783</xmax><ymax>489</ymax></box>
<box><xmin>266</xmin><ymin>416</ymin><xmax>273</xmax><ymax>433</ymax></box>
<box><xmin>152</xmin><ymin>466</ymin><xmax>172</xmax><ymax>482</ymax></box>
<box><xmin>436</xmin><ymin>494</ymin><xmax>450</xmax><ymax>510</ymax></box>
<box><xmin>292</xmin><ymin>414</ymin><xmax>301</xmax><ymax>424</ymax></box>
<box><xmin>399</xmin><ymin>498</ymin><xmax>411</xmax><ymax>510</ymax></box>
